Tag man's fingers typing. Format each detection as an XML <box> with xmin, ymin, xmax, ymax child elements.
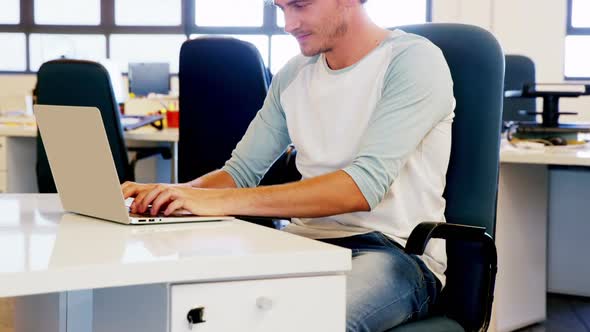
<box><xmin>133</xmin><ymin>187</ymin><xmax>153</xmax><ymax>213</ymax></box>
<box><xmin>150</xmin><ymin>189</ymin><xmax>175</xmax><ymax>216</ymax></box>
<box><xmin>139</xmin><ymin>185</ymin><xmax>168</xmax><ymax>213</ymax></box>
<box><xmin>164</xmin><ymin>199</ymin><xmax>185</xmax><ymax>216</ymax></box>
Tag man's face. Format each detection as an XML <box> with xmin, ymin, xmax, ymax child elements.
<box><xmin>275</xmin><ymin>0</ymin><xmax>350</xmax><ymax>56</ymax></box>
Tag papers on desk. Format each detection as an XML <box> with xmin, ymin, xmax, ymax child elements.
<box><xmin>0</xmin><ymin>115</ymin><xmax>36</xmax><ymax>127</ymax></box>
<box><xmin>120</xmin><ymin>114</ymin><xmax>163</xmax><ymax>131</ymax></box>
<box><xmin>120</xmin><ymin>117</ymin><xmax>140</xmax><ymax>126</ymax></box>
<box><xmin>504</xmin><ymin>138</ymin><xmax>590</xmax><ymax>151</ymax></box>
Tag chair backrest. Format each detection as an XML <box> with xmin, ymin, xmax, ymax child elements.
<box><xmin>397</xmin><ymin>24</ymin><xmax>504</xmax><ymax>331</ymax></box>
<box><xmin>259</xmin><ymin>145</ymin><xmax>301</xmax><ymax>186</ymax></box>
<box><xmin>504</xmin><ymin>54</ymin><xmax>536</xmax><ymax>124</ymax></box>
<box><xmin>35</xmin><ymin>59</ymin><xmax>130</xmax><ymax>193</ymax></box>
<box><xmin>178</xmin><ymin>37</ymin><xmax>269</xmax><ymax>183</ymax></box>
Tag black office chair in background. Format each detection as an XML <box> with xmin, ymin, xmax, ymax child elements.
<box><xmin>35</xmin><ymin>59</ymin><xmax>170</xmax><ymax>193</ymax></box>
<box><xmin>503</xmin><ymin>55</ymin><xmax>537</xmax><ymax>126</ymax></box>
<box><xmin>178</xmin><ymin>37</ymin><xmax>273</xmax><ymax>183</ymax></box>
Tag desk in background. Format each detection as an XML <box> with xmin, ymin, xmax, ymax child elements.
<box><xmin>0</xmin><ymin>122</ymin><xmax>179</xmax><ymax>193</ymax></box>
<box><xmin>0</xmin><ymin>194</ymin><xmax>350</xmax><ymax>332</ymax></box>
<box><xmin>492</xmin><ymin>140</ymin><xmax>590</xmax><ymax>332</ymax></box>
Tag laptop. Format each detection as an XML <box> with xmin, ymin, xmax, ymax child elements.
<box><xmin>34</xmin><ymin>104</ymin><xmax>234</xmax><ymax>225</ymax></box>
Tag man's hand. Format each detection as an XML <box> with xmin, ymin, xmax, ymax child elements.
<box><xmin>136</xmin><ymin>184</ymin><xmax>226</xmax><ymax>216</ymax></box>
<box><xmin>122</xmin><ymin>181</ymin><xmax>226</xmax><ymax>216</ymax></box>
<box><xmin>122</xmin><ymin>171</ymin><xmax>237</xmax><ymax>216</ymax></box>
<box><xmin>122</xmin><ymin>181</ymin><xmax>188</xmax><ymax>215</ymax></box>
<box><xmin>121</xmin><ymin>170</ymin><xmax>370</xmax><ymax>219</ymax></box>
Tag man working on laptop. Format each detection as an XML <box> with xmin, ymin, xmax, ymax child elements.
<box><xmin>123</xmin><ymin>0</ymin><xmax>454</xmax><ymax>330</ymax></box>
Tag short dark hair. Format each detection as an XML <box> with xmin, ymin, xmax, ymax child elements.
<box><xmin>360</xmin><ymin>0</ymin><xmax>368</xmax><ymax>3</ymax></box>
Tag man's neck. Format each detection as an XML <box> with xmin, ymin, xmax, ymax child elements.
<box><xmin>324</xmin><ymin>16</ymin><xmax>390</xmax><ymax>71</ymax></box>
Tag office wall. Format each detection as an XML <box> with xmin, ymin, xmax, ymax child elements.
<box><xmin>0</xmin><ymin>75</ymin><xmax>179</xmax><ymax>112</ymax></box>
<box><xmin>0</xmin><ymin>75</ymin><xmax>35</xmax><ymax>112</ymax></box>
<box><xmin>1</xmin><ymin>1</ymin><xmax>588</xmax><ymax>120</ymax></box>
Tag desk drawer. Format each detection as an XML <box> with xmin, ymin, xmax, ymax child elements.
<box><xmin>0</xmin><ymin>137</ymin><xmax>6</xmax><ymax>171</ymax></box>
<box><xmin>170</xmin><ymin>275</ymin><xmax>345</xmax><ymax>332</ymax></box>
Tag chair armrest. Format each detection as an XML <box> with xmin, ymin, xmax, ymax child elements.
<box><xmin>406</xmin><ymin>222</ymin><xmax>497</xmax><ymax>332</ymax></box>
<box><xmin>405</xmin><ymin>222</ymin><xmax>493</xmax><ymax>257</ymax></box>
<box><xmin>259</xmin><ymin>145</ymin><xmax>301</xmax><ymax>186</ymax></box>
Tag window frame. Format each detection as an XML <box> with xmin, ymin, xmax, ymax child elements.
<box><xmin>565</xmin><ymin>0</ymin><xmax>590</xmax><ymax>80</ymax></box>
<box><xmin>0</xmin><ymin>0</ymin><xmax>432</xmax><ymax>74</ymax></box>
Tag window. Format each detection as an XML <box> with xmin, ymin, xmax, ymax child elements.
<box><xmin>195</xmin><ymin>0</ymin><xmax>264</xmax><ymax>27</ymax></box>
<box><xmin>0</xmin><ymin>33</ymin><xmax>27</xmax><ymax>71</ymax></box>
<box><xmin>0</xmin><ymin>0</ymin><xmax>20</xmax><ymax>24</ymax></box>
<box><xmin>276</xmin><ymin>0</ymin><xmax>430</xmax><ymax>28</ymax></box>
<box><xmin>270</xmin><ymin>35</ymin><xmax>299</xmax><ymax>74</ymax></box>
<box><xmin>565</xmin><ymin>36</ymin><xmax>590</xmax><ymax>78</ymax></box>
<box><xmin>571</xmin><ymin>0</ymin><xmax>590</xmax><ymax>27</ymax></box>
<box><xmin>34</xmin><ymin>0</ymin><xmax>101</xmax><ymax>25</ymax></box>
<box><xmin>0</xmin><ymin>0</ymin><xmax>431</xmax><ymax>73</ymax></box>
<box><xmin>365</xmin><ymin>0</ymin><xmax>429</xmax><ymax>27</ymax></box>
<box><xmin>29</xmin><ymin>34</ymin><xmax>106</xmax><ymax>71</ymax></box>
<box><xmin>115</xmin><ymin>0</ymin><xmax>182</xmax><ymax>26</ymax></box>
<box><xmin>566</xmin><ymin>0</ymin><xmax>590</xmax><ymax>79</ymax></box>
<box><xmin>110</xmin><ymin>34</ymin><xmax>186</xmax><ymax>73</ymax></box>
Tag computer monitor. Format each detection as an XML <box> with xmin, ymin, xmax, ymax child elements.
<box><xmin>128</xmin><ymin>62</ymin><xmax>170</xmax><ymax>96</ymax></box>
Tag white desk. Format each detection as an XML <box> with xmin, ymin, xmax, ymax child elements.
<box><xmin>493</xmin><ymin>141</ymin><xmax>590</xmax><ymax>332</ymax></box>
<box><xmin>500</xmin><ymin>140</ymin><xmax>590</xmax><ymax>166</ymax></box>
<box><xmin>0</xmin><ymin>124</ymin><xmax>179</xmax><ymax>193</ymax></box>
<box><xmin>0</xmin><ymin>194</ymin><xmax>350</xmax><ymax>332</ymax></box>
<box><xmin>0</xmin><ymin>123</ymin><xmax>180</xmax><ymax>141</ymax></box>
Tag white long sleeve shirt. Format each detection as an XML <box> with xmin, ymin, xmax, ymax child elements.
<box><xmin>222</xmin><ymin>30</ymin><xmax>455</xmax><ymax>285</ymax></box>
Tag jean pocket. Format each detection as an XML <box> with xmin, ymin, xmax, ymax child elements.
<box><xmin>373</xmin><ymin>232</ymin><xmax>405</xmax><ymax>251</ymax></box>
<box><xmin>373</xmin><ymin>232</ymin><xmax>430</xmax><ymax>285</ymax></box>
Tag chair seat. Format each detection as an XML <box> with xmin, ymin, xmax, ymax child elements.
<box><xmin>387</xmin><ymin>316</ymin><xmax>465</xmax><ymax>332</ymax></box>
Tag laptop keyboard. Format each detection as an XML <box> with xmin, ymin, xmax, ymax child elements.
<box><xmin>129</xmin><ymin>210</ymin><xmax>167</xmax><ymax>218</ymax></box>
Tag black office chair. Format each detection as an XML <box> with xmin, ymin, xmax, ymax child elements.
<box><xmin>245</xmin><ymin>23</ymin><xmax>503</xmax><ymax>331</ymax></box>
<box><xmin>256</xmin><ymin>23</ymin><xmax>503</xmax><ymax>331</ymax></box>
<box><xmin>503</xmin><ymin>55</ymin><xmax>537</xmax><ymax>126</ymax></box>
<box><xmin>179</xmin><ymin>26</ymin><xmax>502</xmax><ymax>331</ymax></box>
<box><xmin>35</xmin><ymin>59</ymin><xmax>170</xmax><ymax>193</ymax></box>
<box><xmin>243</xmin><ymin>24</ymin><xmax>502</xmax><ymax>331</ymax></box>
<box><xmin>178</xmin><ymin>37</ymin><xmax>271</xmax><ymax>183</ymax></box>
<box><xmin>382</xmin><ymin>23</ymin><xmax>504</xmax><ymax>332</ymax></box>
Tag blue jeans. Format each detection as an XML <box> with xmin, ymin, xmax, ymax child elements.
<box><xmin>318</xmin><ymin>231</ymin><xmax>441</xmax><ymax>332</ymax></box>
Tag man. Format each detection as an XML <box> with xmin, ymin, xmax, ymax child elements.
<box><xmin>122</xmin><ymin>0</ymin><xmax>455</xmax><ymax>330</ymax></box>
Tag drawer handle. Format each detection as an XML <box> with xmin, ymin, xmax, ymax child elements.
<box><xmin>256</xmin><ymin>297</ymin><xmax>273</xmax><ymax>311</ymax></box>
<box><xmin>187</xmin><ymin>307</ymin><xmax>206</xmax><ymax>329</ymax></box>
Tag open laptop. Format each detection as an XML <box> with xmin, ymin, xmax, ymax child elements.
<box><xmin>34</xmin><ymin>104</ymin><xmax>234</xmax><ymax>225</ymax></box>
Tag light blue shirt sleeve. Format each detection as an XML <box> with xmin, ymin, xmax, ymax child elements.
<box><xmin>221</xmin><ymin>69</ymin><xmax>292</xmax><ymax>188</ymax></box>
<box><xmin>342</xmin><ymin>42</ymin><xmax>455</xmax><ymax>210</ymax></box>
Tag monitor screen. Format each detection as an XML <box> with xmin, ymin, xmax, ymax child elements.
<box><xmin>128</xmin><ymin>62</ymin><xmax>170</xmax><ymax>96</ymax></box>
